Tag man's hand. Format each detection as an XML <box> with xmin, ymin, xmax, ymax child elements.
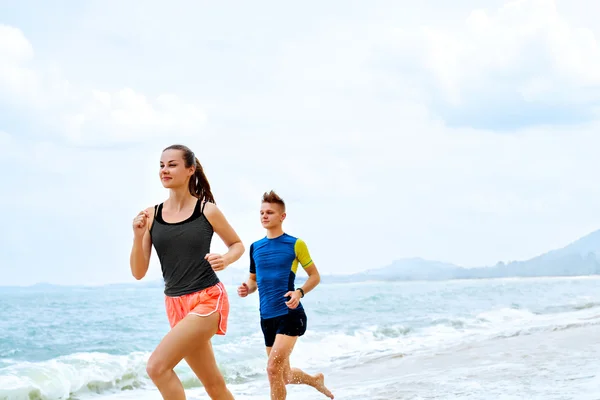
<box><xmin>284</xmin><ymin>289</ymin><xmax>302</xmax><ymax>309</ymax></box>
<box><xmin>237</xmin><ymin>282</ymin><xmax>249</xmax><ymax>297</ymax></box>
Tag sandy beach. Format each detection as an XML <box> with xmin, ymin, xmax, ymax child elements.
<box><xmin>315</xmin><ymin>322</ymin><xmax>600</xmax><ymax>400</ymax></box>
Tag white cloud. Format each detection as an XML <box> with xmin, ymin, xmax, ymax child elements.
<box><xmin>417</xmin><ymin>0</ymin><xmax>600</xmax><ymax>117</ymax></box>
<box><xmin>0</xmin><ymin>25</ymin><xmax>207</xmax><ymax>146</ymax></box>
<box><xmin>0</xmin><ymin>24</ymin><xmax>32</xmax><ymax>61</ymax></box>
<box><xmin>61</xmin><ymin>89</ymin><xmax>206</xmax><ymax>145</ymax></box>
<box><xmin>0</xmin><ymin>24</ymin><xmax>38</xmax><ymax>107</ymax></box>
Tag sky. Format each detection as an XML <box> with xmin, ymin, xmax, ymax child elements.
<box><xmin>2</xmin><ymin>0</ymin><xmax>600</xmax><ymax>286</ymax></box>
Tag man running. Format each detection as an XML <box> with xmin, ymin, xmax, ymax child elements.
<box><xmin>237</xmin><ymin>190</ymin><xmax>334</xmax><ymax>400</ymax></box>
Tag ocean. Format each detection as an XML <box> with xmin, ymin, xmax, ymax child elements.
<box><xmin>1</xmin><ymin>276</ymin><xmax>600</xmax><ymax>399</ymax></box>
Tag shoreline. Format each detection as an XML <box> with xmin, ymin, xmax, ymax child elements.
<box><xmin>4</xmin><ymin>273</ymin><xmax>600</xmax><ymax>289</ymax></box>
<box><xmin>318</xmin><ymin>321</ymin><xmax>600</xmax><ymax>400</ymax></box>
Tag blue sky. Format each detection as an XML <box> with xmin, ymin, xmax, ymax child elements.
<box><xmin>2</xmin><ymin>0</ymin><xmax>600</xmax><ymax>286</ymax></box>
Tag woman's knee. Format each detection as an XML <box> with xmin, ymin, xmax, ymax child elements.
<box><xmin>203</xmin><ymin>376</ymin><xmax>229</xmax><ymax>398</ymax></box>
<box><xmin>146</xmin><ymin>354</ymin><xmax>169</xmax><ymax>383</ymax></box>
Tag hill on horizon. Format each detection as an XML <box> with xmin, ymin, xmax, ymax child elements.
<box><xmin>328</xmin><ymin>228</ymin><xmax>600</xmax><ymax>282</ymax></box>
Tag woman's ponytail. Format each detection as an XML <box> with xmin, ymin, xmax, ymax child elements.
<box><xmin>190</xmin><ymin>157</ymin><xmax>215</xmax><ymax>204</ymax></box>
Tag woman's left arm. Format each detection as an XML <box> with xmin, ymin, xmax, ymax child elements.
<box><xmin>203</xmin><ymin>202</ymin><xmax>245</xmax><ymax>271</ymax></box>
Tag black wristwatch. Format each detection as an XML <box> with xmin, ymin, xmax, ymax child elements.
<box><xmin>296</xmin><ymin>288</ymin><xmax>305</xmax><ymax>298</ymax></box>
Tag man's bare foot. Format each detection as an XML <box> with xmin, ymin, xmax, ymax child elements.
<box><xmin>314</xmin><ymin>373</ymin><xmax>334</xmax><ymax>399</ymax></box>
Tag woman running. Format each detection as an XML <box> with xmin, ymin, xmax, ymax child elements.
<box><xmin>130</xmin><ymin>144</ymin><xmax>244</xmax><ymax>400</ymax></box>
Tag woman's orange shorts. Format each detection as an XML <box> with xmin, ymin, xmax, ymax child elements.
<box><xmin>164</xmin><ymin>282</ymin><xmax>229</xmax><ymax>335</ymax></box>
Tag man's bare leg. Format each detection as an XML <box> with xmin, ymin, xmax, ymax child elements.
<box><xmin>266</xmin><ymin>335</ymin><xmax>295</xmax><ymax>400</ymax></box>
<box><xmin>266</xmin><ymin>335</ymin><xmax>334</xmax><ymax>399</ymax></box>
<box><xmin>286</xmin><ymin>364</ymin><xmax>334</xmax><ymax>399</ymax></box>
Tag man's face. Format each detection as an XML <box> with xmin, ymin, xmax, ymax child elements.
<box><xmin>260</xmin><ymin>202</ymin><xmax>286</xmax><ymax>229</ymax></box>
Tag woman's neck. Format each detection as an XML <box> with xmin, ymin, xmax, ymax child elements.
<box><xmin>167</xmin><ymin>187</ymin><xmax>196</xmax><ymax>212</ymax></box>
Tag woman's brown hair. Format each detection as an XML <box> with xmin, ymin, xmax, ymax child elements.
<box><xmin>163</xmin><ymin>144</ymin><xmax>216</xmax><ymax>204</ymax></box>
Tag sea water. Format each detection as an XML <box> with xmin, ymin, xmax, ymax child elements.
<box><xmin>1</xmin><ymin>276</ymin><xmax>600</xmax><ymax>399</ymax></box>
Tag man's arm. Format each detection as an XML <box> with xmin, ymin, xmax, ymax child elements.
<box><xmin>238</xmin><ymin>243</ymin><xmax>258</xmax><ymax>297</ymax></box>
<box><xmin>298</xmin><ymin>264</ymin><xmax>320</xmax><ymax>296</ymax></box>
<box><xmin>245</xmin><ymin>273</ymin><xmax>258</xmax><ymax>294</ymax></box>
<box><xmin>285</xmin><ymin>238</ymin><xmax>321</xmax><ymax>308</ymax></box>
<box><xmin>295</xmin><ymin>238</ymin><xmax>321</xmax><ymax>295</ymax></box>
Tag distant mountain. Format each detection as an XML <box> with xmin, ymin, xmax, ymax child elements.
<box><xmin>320</xmin><ymin>229</ymin><xmax>600</xmax><ymax>283</ymax></box>
<box><xmin>537</xmin><ymin>229</ymin><xmax>600</xmax><ymax>260</ymax></box>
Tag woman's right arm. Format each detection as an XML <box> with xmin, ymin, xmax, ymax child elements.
<box><xmin>130</xmin><ymin>207</ymin><xmax>154</xmax><ymax>280</ymax></box>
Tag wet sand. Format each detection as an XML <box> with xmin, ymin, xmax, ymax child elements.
<box><xmin>305</xmin><ymin>322</ymin><xmax>600</xmax><ymax>400</ymax></box>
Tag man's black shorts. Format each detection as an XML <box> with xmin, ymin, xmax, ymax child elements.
<box><xmin>260</xmin><ymin>308</ymin><xmax>307</xmax><ymax>347</ymax></box>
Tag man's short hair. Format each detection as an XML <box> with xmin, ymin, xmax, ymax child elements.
<box><xmin>262</xmin><ymin>190</ymin><xmax>285</xmax><ymax>212</ymax></box>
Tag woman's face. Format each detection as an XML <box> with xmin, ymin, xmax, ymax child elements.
<box><xmin>159</xmin><ymin>149</ymin><xmax>194</xmax><ymax>189</ymax></box>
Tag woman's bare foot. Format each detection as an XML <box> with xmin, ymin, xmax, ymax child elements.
<box><xmin>314</xmin><ymin>373</ymin><xmax>334</xmax><ymax>399</ymax></box>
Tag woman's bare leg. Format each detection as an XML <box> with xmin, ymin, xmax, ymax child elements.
<box><xmin>146</xmin><ymin>313</ymin><xmax>226</xmax><ymax>400</ymax></box>
<box><xmin>185</xmin><ymin>338</ymin><xmax>234</xmax><ymax>400</ymax></box>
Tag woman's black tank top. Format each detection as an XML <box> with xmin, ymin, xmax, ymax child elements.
<box><xmin>149</xmin><ymin>199</ymin><xmax>220</xmax><ymax>297</ymax></box>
